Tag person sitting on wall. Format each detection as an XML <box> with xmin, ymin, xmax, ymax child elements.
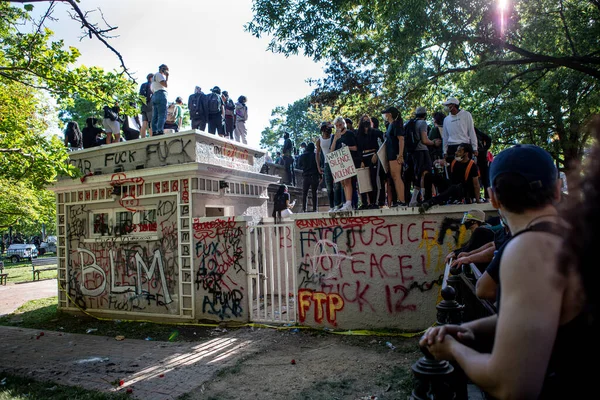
<box><xmin>420</xmin><ymin>143</ymin><xmax>481</xmax><ymax>212</ymax></box>
<box><xmin>272</xmin><ymin>184</ymin><xmax>295</xmax><ymax>223</ymax></box>
<box><xmin>443</xmin><ymin>210</ymin><xmax>494</xmax><ymax>273</ymax></box>
<box><xmin>82</xmin><ymin>117</ymin><xmax>105</xmax><ymax>149</ymax></box>
<box><xmin>474</xmin><ymin>223</ymin><xmax>512</xmax><ymax>301</ymax></box>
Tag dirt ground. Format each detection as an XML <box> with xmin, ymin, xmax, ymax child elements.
<box><xmin>184</xmin><ymin>328</ymin><xmax>421</xmax><ymax>400</ymax></box>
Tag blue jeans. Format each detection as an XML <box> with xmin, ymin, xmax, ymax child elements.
<box><xmin>151</xmin><ymin>90</ymin><xmax>167</xmax><ymax>134</ymax></box>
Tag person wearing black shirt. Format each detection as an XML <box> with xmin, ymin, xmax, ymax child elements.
<box><xmin>356</xmin><ymin>115</ymin><xmax>384</xmax><ymax>209</ymax></box>
<box><xmin>297</xmin><ymin>142</ymin><xmax>320</xmax><ymax>212</ymax></box>
<box><xmin>64</xmin><ymin>121</ymin><xmax>82</xmax><ymax>149</ymax></box>
<box><xmin>382</xmin><ymin>106</ymin><xmax>406</xmax><ymax>206</ymax></box>
<box><xmin>281</xmin><ymin>131</ymin><xmax>295</xmax><ymax>186</ymax></box>
<box><xmin>139</xmin><ymin>73</ymin><xmax>154</xmax><ymax>137</ymax></box>
<box><xmin>82</xmin><ymin>117</ymin><xmax>104</xmax><ymax>149</ymax></box>
<box><xmin>420</xmin><ymin>143</ymin><xmax>480</xmax><ymax>211</ymax></box>
<box><xmin>450</xmin><ymin>210</ymin><xmax>495</xmax><ymax>273</ymax></box>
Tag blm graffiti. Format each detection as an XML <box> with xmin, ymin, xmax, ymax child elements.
<box><xmin>295</xmin><ymin>216</ymin><xmax>457</xmax><ymax>328</ymax></box>
<box><xmin>65</xmin><ymin>201</ymin><xmax>179</xmax><ymax>314</ymax></box>
<box><xmin>193</xmin><ymin>217</ymin><xmax>246</xmax><ymax>320</ymax></box>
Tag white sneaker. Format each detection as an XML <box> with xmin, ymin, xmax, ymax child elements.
<box><xmin>339</xmin><ymin>202</ymin><xmax>353</xmax><ymax>212</ymax></box>
<box><xmin>328</xmin><ymin>208</ymin><xmax>336</xmax><ymax>213</ymax></box>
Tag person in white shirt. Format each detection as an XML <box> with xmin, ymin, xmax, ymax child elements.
<box><xmin>442</xmin><ymin>97</ymin><xmax>478</xmax><ymax>162</ymax></box>
<box><xmin>151</xmin><ymin>64</ymin><xmax>169</xmax><ymax>136</ymax></box>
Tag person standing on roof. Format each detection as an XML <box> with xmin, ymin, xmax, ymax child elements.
<box><xmin>151</xmin><ymin>64</ymin><xmax>169</xmax><ymax>136</ymax></box>
<box><xmin>207</xmin><ymin>86</ymin><xmax>225</xmax><ymax>137</ymax></box>
<box><xmin>139</xmin><ymin>73</ymin><xmax>154</xmax><ymax>137</ymax></box>
<box><xmin>234</xmin><ymin>95</ymin><xmax>248</xmax><ymax>144</ymax></box>
<box><xmin>223</xmin><ymin>91</ymin><xmax>236</xmax><ymax>140</ymax></box>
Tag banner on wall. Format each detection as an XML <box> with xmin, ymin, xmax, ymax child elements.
<box><xmin>326</xmin><ymin>146</ymin><xmax>357</xmax><ymax>183</ymax></box>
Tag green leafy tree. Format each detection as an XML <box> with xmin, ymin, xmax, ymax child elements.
<box><xmin>0</xmin><ymin>1</ymin><xmax>140</xmax><ymax>113</ymax></box>
<box><xmin>248</xmin><ymin>0</ymin><xmax>600</xmax><ymax>168</ymax></box>
<box><xmin>260</xmin><ymin>97</ymin><xmax>335</xmax><ymax>155</ymax></box>
<box><xmin>0</xmin><ymin>81</ymin><xmax>70</xmax><ymax>229</ymax></box>
<box><xmin>0</xmin><ymin>1</ymin><xmax>140</xmax><ymax>231</ymax></box>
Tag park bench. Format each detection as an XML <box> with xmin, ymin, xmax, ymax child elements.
<box><xmin>0</xmin><ymin>260</ymin><xmax>7</xmax><ymax>285</ymax></box>
<box><xmin>32</xmin><ymin>257</ymin><xmax>57</xmax><ymax>281</ymax></box>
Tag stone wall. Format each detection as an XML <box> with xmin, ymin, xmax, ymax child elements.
<box><xmin>292</xmin><ymin>206</ymin><xmax>487</xmax><ymax>330</ymax></box>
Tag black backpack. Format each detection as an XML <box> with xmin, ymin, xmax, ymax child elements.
<box><xmin>403</xmin><ymin>119</ymin><xmax>421</xmax><ymax>153</ymax></box>
<box><xmin>188</xmin><ymin>93</ymin><xmax>204</xmax><ymax>118</ymax></box>
<box><xmin>207</xmin><ymin>93</ymin><xmax>221</xmax><ymax>114</ymax></box>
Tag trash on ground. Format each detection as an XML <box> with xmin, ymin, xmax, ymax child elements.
<box><xmin>0</xmin><ymin>377</ymin><xmax>6</xmax><ymax>386</ymax></box>
<box><xmin>291</xmin><ymin>359</ymin><xmax>296</xmax><ymax>365</ymax></box>
<box><xmin>115</xmin><ymin>335</ymin><xmax>125</xmax><ymax>341</ymax></box>
<box><xmin>168</xmin><ymin>330</ymin><xmax>179</xmax><ymax>342</ymax></box>
<box><xmin>86</xmin><ymin>328</ymin><xmax>98</xmax><ymax>334</ymax></box>
<box><xmin>144</xmin><ymin>337</ymin><xmax>152</xmax><ymax>341</ymax></box>
<box><xmin>385</xmin><ymin>341</ymin><xmax>396</xmax><ymax>350</ymax></box>
<box><xmin>75</xmin><ymin>357</ymin><xmax>110</xmax><ymax>364</ymax></box>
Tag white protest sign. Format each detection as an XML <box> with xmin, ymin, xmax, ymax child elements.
<box><xmin>326</xmin><ymin>146</ymin><xmax>357</xmax><ymax>183</ymax></box>
<box><xmin>356</xmin><ymin>167</ymin><xmax>372</xmax><ymax>193</ymax></box>
<box><xmin>377</xmin><ymin>139</ymin><xmax>388</xmax><ymax>174</ymax></box>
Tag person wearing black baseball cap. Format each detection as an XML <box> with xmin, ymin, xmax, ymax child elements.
<box><xmin>421</xmin><ymin>144</ymin><xmax>592</xmax><ymax>399</ymax></box>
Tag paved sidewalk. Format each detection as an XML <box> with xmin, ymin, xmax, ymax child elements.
<box><xmin>0</xmin><ymin>325</ymin><xmax>258</xmax><ymax>399</ymax></box>
<box><xmin>0</xmin><ymin>279</ymin><xmax>57</xmax><ymax>316</ymax></box>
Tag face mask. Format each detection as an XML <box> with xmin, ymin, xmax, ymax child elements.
<box><xmin>454</xmin><ymin>156</ymin><xmax>463</xmax><ymax>162</ymax></box>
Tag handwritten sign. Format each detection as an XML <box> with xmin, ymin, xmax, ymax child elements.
<box><xmin>326</xmin><ymin>146</ymin><xmax>357</xmax><ymax>183</ymax></box>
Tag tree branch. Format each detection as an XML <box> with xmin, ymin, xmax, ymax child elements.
<box><xmin>0</xmin><ymin>148</ymin><xmax>32</xmax><ymax>157</ymax></box>
<box><xmin>452</xmin><ymin>35</ymin><xmax>600</xmax><ymax>79</ymax></box>
<box><xmin>3</xmin><ymin>0</ymin><xmax>135</xmax><ymax>81</ymax></box>
<box><xmin>492</xmin><ymin>66</ymin><xmax>555</xmax><ymax>104</ymax></box>
<box><xmin>559</xmin><ymin>0</ymin><xmax>578</xmax><ymax>56</ymax></box>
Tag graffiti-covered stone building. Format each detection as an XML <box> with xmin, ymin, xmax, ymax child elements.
<box><xmin>53</xmin><ymin>130</ymin><xmax>492</xmax><ymax>330</ymax></box>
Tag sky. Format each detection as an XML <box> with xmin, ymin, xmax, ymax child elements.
<box><xmin>28</xmin><ymin>0</ymin><xmax>325</xmax><ymax>149</ymax></box>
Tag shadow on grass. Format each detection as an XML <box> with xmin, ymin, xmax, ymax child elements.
<box><xmin>0</xmin><ymin>297</ymin><xmax>231</xmax><ymax>342</ymax></box>
<box><xmin>0</xmin><ymin>372</ymin><xmax>129</xmax><ymax>400</ymax></box>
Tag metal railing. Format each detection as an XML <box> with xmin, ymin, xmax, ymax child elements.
<box><xmin>411</xmin><ymin>261</ymin><xmax>497</xmax><ymax>399</ymax></box>
<box><xmin>246</xmin><ymin>222</ymin><xmax>297</xmax><ymax>324</ymax></box>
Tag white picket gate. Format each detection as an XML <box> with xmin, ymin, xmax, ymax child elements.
<box><xmin>246</xmin><ymin>222</ymin><xmax>297</xmax><ymax>324</ymax></box>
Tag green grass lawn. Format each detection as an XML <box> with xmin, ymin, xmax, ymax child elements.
<box><xmin>0</xmin><ymin>297</ymin><xmax>228</xmax><ymax>342</ymax></box>
<box><xmin>0</xmin><ymin>255</ymin><xmax>57</xmax><ymax>283</ymax></box>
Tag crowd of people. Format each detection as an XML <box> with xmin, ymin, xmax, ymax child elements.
<box><xmin>63</xmin><ymin>63</ymin><xmax>249</xmax><ymax>150</ymax></box>
<box><xmin>280</xmin><ymin>97</ymin><xmax>492</xmax><ymax>214</ymax></box>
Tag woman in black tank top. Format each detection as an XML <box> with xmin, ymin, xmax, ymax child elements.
<box><xmin>420</xmin><ymin>143</ymin><xmax>595</xmax><ymax>399</ymax></box>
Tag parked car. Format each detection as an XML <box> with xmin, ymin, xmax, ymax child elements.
<box><xmin>39</xmin><ymin>241</ymin><xmax>57</xmax><ymax>255</ymax></box>
<box><xmin>6</xmin><ymin>244</ymin><xmax>38</xmax><ymax>263</ymax></box>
